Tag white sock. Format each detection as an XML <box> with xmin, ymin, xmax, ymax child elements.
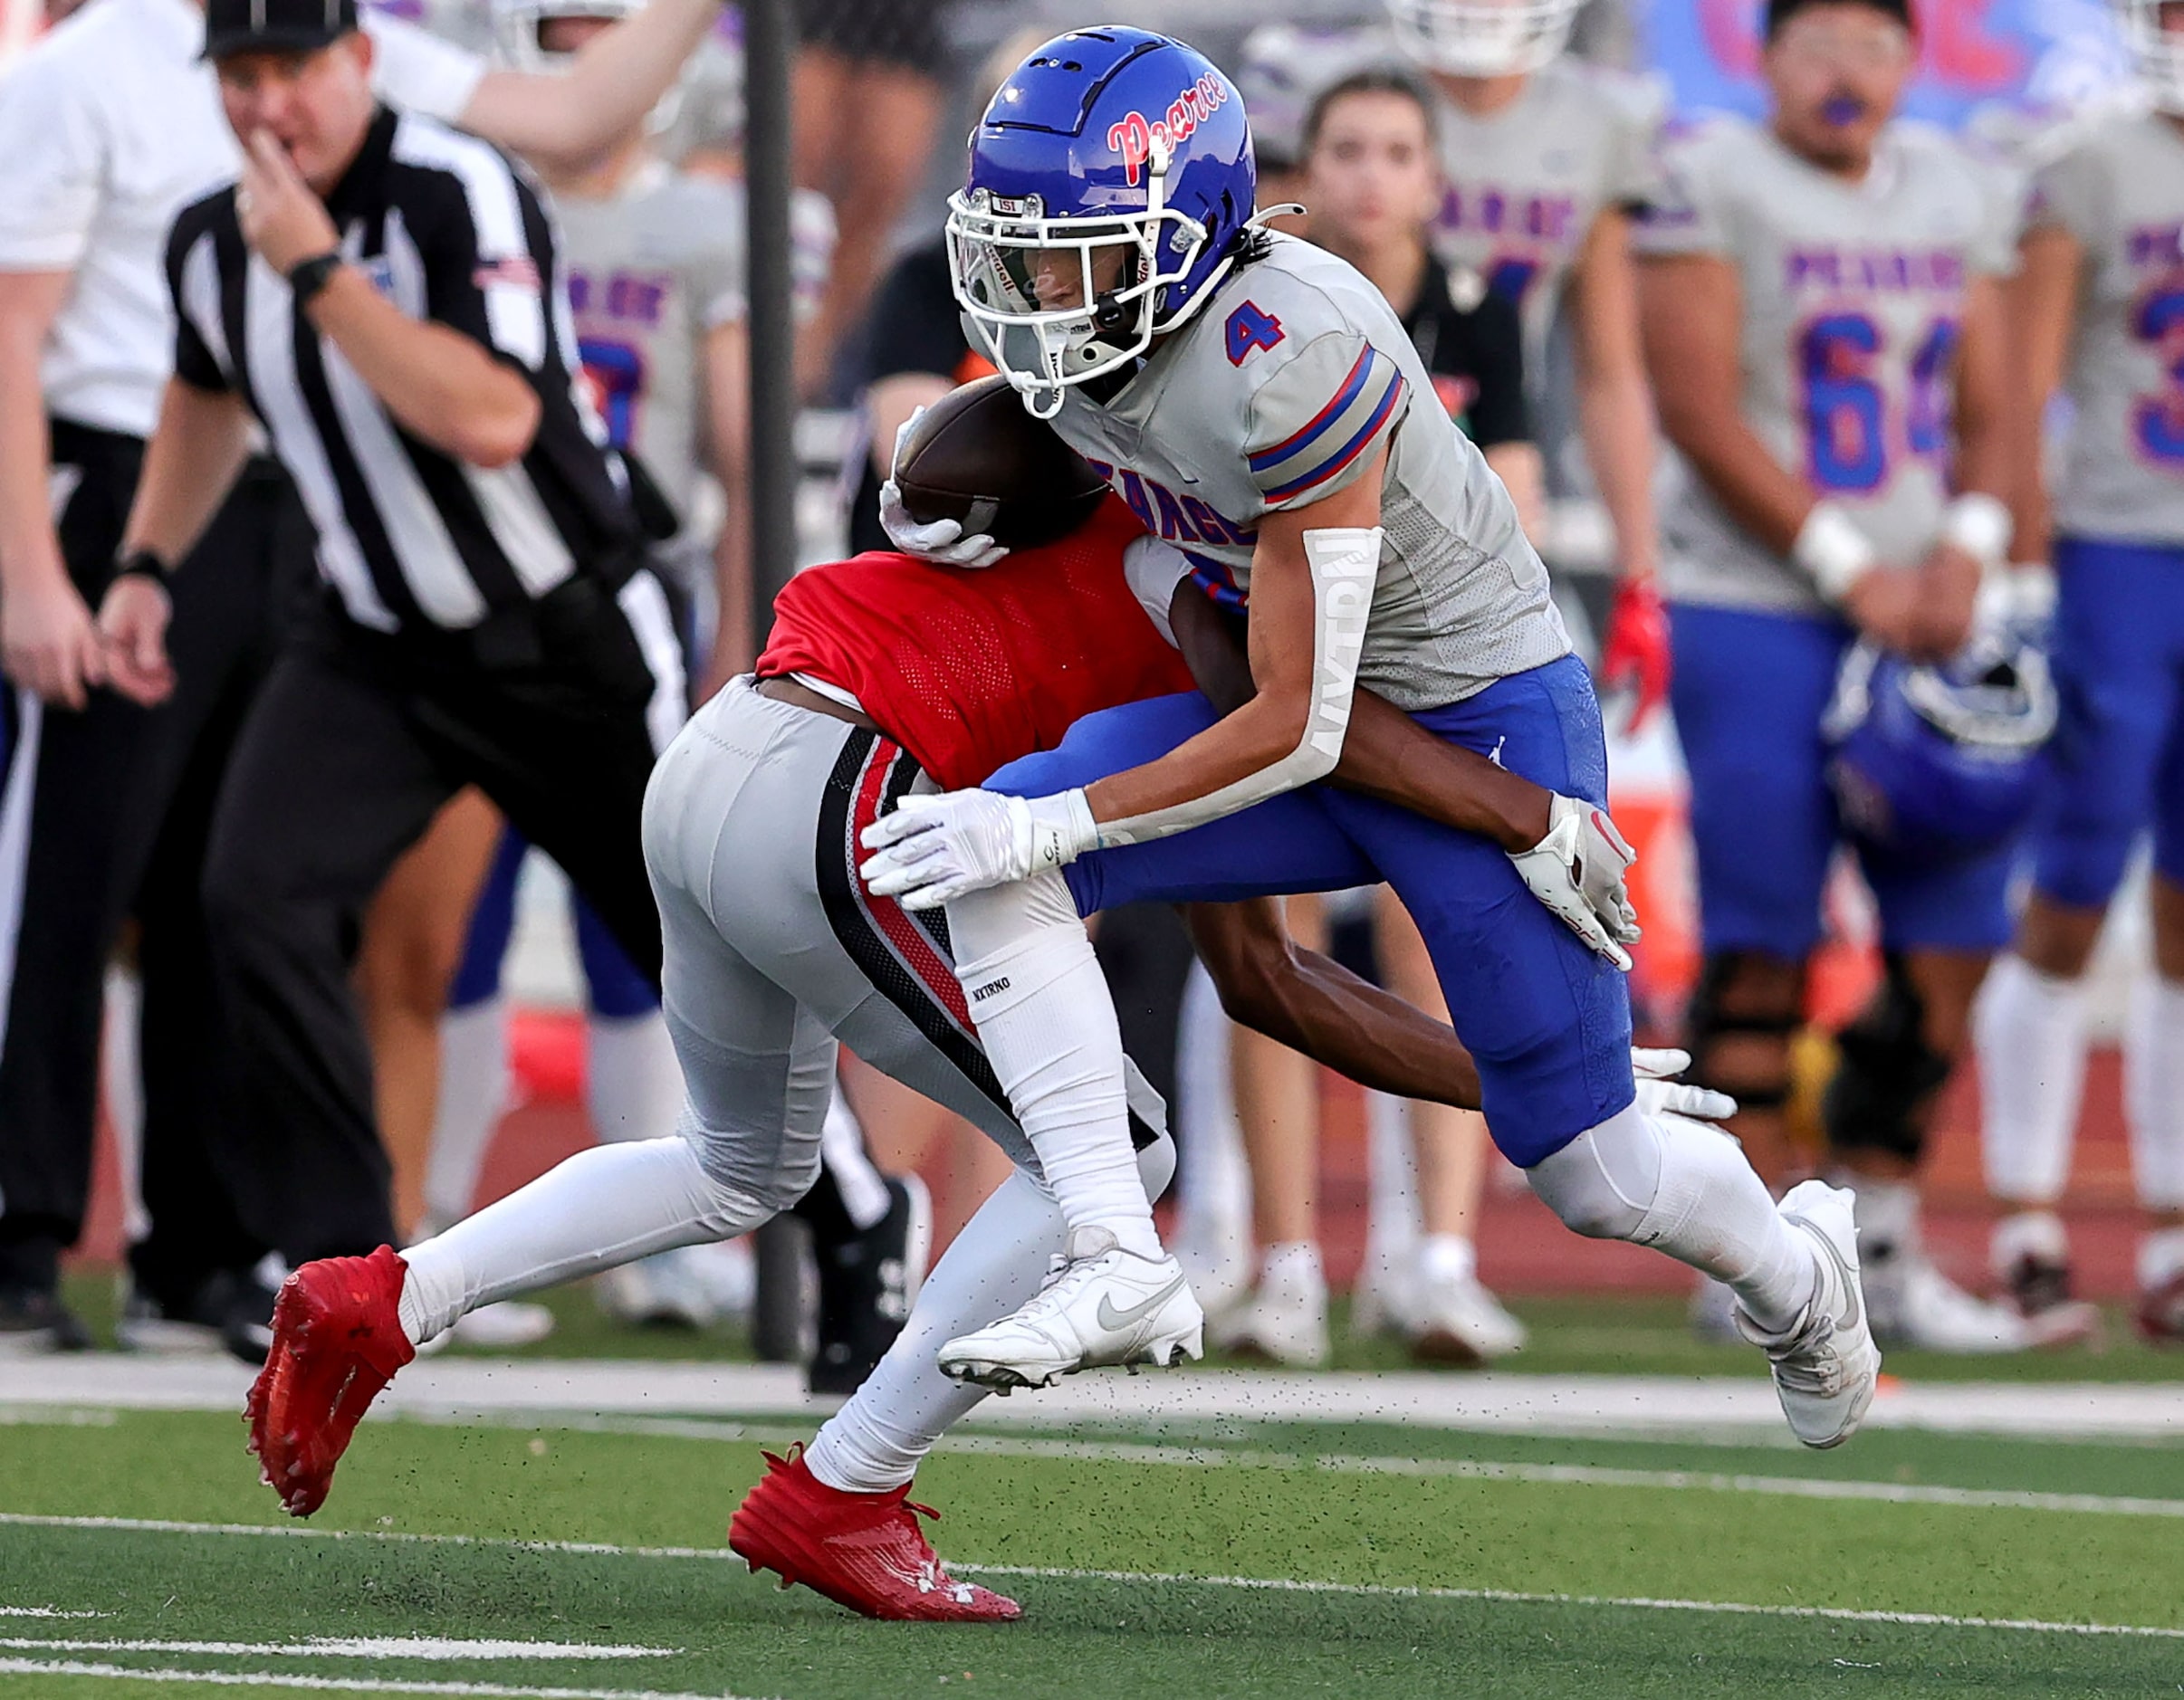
<box><xmin>944</xmin><ymin>871</ymin><xmax>1159</xmax><ymax>1258</ymax></box>
<box><xmin>101</xmin><ymin>967</ymin><xmax>150</xmax><ymax>1246</ymax></box>
<box><xmin>2125</xmin><ymin>976</ymin><xmax>2184</xmax><ymax>1213</ymax></box>
<box><xmin>421</xmin><ymin>998</ymin><xmax>510</xmax><ymax>1232</ymax></box>
<box><xmin>805</xmin><ymin>1130</ymin><xmax>1178</xmax><ymax>1495</ymax></box>
<box><xmin>805</xmin><ymin>1168</ymin><xmax>1058</xmax><ymax>1494</ymax></box>
<box><xmin>397</xmin><ymin>1137</ymin><xmax>766</xmax><ymax>1345</ymax></box>
<box><xmin>1173</xmin><ymin>964</ymin><xmax>1251</xmax><ymax>1251</ymax></box>
<box><xmin>1836</xmin><ymin>1174</ymin><xmax>1919</xmax><ymax>1265</ymax></box>
<box><xmin>1527</xmin><ymin>1104</ymin><xmax>1816</xmax><ymax>1332</ymax></box>
<box><xmin>1257</xmin><ymin>1239</ymin><xmax>1325</xmax><ymax>1299</ymax></box>
<box><xmin>1362</xmin><ymin>1090</ymin><xmax>1422</xmax><ymax>1293</ymax></box>
<box><xmin>1975</xmin><ymin>955</ymin><xmax>2088</xmax><ymax>1207</ymax></box>
<box><xmin>819</xmin><ymin>1086</ymin><xmax>891</xmax><ymax>1232</ymax></box>
<box><xmin>1420</xmin><ymin>1233</ymin><xmax>1476</xmax><ymax>1287</ymax></box>
<box><xmin>2138</xmin><ymin>1226</ymin><xmax>2184</xmax><ymax>1293</ymax></box>
<box><xmin>586</xmin><ymin>1008</ymin><xmax>685</xmax><ymax>1144</ymax></box>
<box><xmin>1991</xmin><ymin>1208</ymin><xmax>2069</xmax><ymax>1281</ymax></box>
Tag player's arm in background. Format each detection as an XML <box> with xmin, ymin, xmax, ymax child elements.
<box><xmin>1999</xmin><ymin>161</ymin><xmax>2086</xmax><ymax>577</ymax></box>
<box><xmin>0</xmin><ymin>269</ymin><xmax>103</xmax><ymax>707</ymax></box>
<box><xmin>1570</xmin><ymin>205</ymin><xmax>1657</xmax><ymax>586</ymax></box>
<box><xmin>440</xmin><ymin>0</ymin><xmax>725</xmax><ymax>174</ymax></box>
<box><xmin>1462</xmin><ymin>284</ymin><xmax>1547</xmax><ymax>544</ymax></box>
<box><xmin>702</xmin><ymin>312</ymin><xmax>754</xmax><ymax>692</ymax></box>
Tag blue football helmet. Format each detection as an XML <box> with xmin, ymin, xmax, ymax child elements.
<box><xmin>1823</xmin><ymin>625</ymin><xmax>2057</xmax><ymax>869</ymax></box>
<box><xmin>946</xmin><ymin>27</ymin><xmax>1258</xmax><ymax>417</ymax></box>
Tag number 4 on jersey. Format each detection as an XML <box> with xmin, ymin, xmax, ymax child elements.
<box><xmin>1225</xmin><ymin>301</ymin><xmax>1284</xmax><ymax>366</ymax></box>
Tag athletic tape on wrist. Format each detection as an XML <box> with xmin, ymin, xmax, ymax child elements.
<box><xmin>1941</xmin><ymin>492</ymin><xmax>2013</xmax><ymax>571</ymax></box>
<box><xmin>1792</xmin><ymin>502</ymin><xmax>1878</xmax><ymax>604</ymax></box>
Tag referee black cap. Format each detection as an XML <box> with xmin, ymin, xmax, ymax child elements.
<box><xmin>204</xmin><ymin>0</ymin><xmax>360</xmax><ymax>61</ymax></box>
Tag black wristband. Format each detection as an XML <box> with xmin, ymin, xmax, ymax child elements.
<box><xmin>288</xmin><ymin>251</ymin><xmax>344</xmax><ymax>309</ymax></box>
<box><xmin>113</xmin><ymin>549</ymin><xmax>169</xmax><ymax>584</ymax></box>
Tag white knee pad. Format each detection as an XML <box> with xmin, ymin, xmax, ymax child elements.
<box><xmin>1525</xmin><ymin>1107</ymin><xmax>1663</xmax><ymax>1241</ymax></box>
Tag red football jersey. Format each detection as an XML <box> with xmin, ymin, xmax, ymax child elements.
<box><xmin>756</xmin><ymin>500</ymin><xmax>1195</xmax><ymax>789</ymax></box>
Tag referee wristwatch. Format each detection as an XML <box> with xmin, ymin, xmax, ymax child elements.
<box><xmin>288</xmin><ymin>250</ymin><xmax>345</xmax><ymax>309</ymax></box>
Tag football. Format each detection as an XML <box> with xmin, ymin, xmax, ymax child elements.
<box><xmin>891</xmin><ymin>373</ymin><xmax>1110</xmax><ymax>549</ymax></box>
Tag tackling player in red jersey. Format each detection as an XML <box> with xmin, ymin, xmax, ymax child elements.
<box><xmin>249</xmin><ymin>504</ymin><xmax>1710</xmax><ymax>1620</ymax></box>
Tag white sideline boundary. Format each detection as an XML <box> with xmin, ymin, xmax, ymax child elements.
<box><xmin>1</xmin><ymin>1514</ymin><xmax>2179</xmax><ymax>1645</ymax></box>
<box><xmin>4</xmin><ymin>1355</ymin><xmax>2183</xmax><ymax>1440</ymax></box>
<box><xmin>0</xmin><ymin>1663</ymin><xmax>754</xmax><ymax>1699</ymax></box>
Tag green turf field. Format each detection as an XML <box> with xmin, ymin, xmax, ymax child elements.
<box><xmin>3</xmin><ymin>1393</ymin><xmax>2182</xmax><ymax>1699</ymax></box>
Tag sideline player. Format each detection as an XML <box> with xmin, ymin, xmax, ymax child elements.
<box><xmin>1975</xmin><ymin>3</ymin><xmax>2184</xmax><ymax>1339</ymax></box>
<box><xmin>1636</xmin><ymin>0</ymin><xmax>2057</xmax><ymax>1350</ymax></box>
<box><xmin>1383</xmin><ymin>0</ymin><xmax>1671</xmax><ymax>724</ymax></box>
<box><xmin>863</xmin><ymin>28</ymin><xmax>1874</xmax><ymax>1445</ymax></box>
<box><xmin>245</xmin><ymin>501</ymin><xmax>1727</xmax><ymax>1614</ymax></box>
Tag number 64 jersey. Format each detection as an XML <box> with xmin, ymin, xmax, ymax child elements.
<box><xmin>1634</xmin><ymin>116</ymin><xmax>2019</xmax><ymax>616</ymax></box>
<box><xmin>2025</xmin><ymin>105</ymin><xmax>2184</xmax><ymax>547</ymax></box>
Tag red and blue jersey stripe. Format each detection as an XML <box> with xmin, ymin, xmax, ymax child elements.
<box><xmin>1247</xmin><ymin>345</ymin><xmax>1406</xmax><ymax>507</ymax></box>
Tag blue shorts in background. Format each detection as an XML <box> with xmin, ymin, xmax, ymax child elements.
<box><xmin>1667</xmin><ymin>601</ymin><xmax>2014</xmax><ymax>960</ymax></box>
<box><xmin>2028</xmin><ymin>535</ymin><xmax>2184</xmax><ymax>912</ymax></box>
<box><xmin>984</xmin><ymin>656</ymin><xmax>1633</xmax><ymax>1168</ymax></box>
<box><xmin>451</xmin><ymin>826</ymin><xmax>657</xmax><ymax>1020</ymax></box>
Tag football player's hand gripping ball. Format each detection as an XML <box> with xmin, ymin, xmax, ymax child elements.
<box><xmin>877</xmin><ymin>410</ymin><xmax>1010</xmax><ymax>569</ymax></box>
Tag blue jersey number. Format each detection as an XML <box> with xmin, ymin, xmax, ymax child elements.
<box><xmin>1797</xmin><ymin>313</ymin><xmax>1959</xmax><ymax>494</ymax></box>
<box><xmin>2134</xmin><ymin>287</ymin><xmax>2184</xmax><ymax>465</ymax></box>
<box><xmin>1225</xmin><ymin>301</ymin><xmax>1285</xmax><ymax>366</ymax></box>
<box><xmin>579</xmin><ymin>336</ymin><xmax>646</xmax><ymax>451</ymax></box>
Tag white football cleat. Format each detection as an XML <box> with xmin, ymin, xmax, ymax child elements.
<box><xmin>449</xmin><ymin>1300</ymin><xmax>557</xmax><ymax>1349</ymax></box>
<box><xmin>1735</xmin><ymin>1179</ymin><xmax>1882</xmax><ymax>1449</ymax></box>
<box><xmin>1212</xmin><ymin>1265</ymin><xmax>1330</xmax><ymax>1368</ymax></box>
<box><xmin>938</xmin><ymin>1227</ymin><xmax>1203</xmax><ymax>1390</ymax></box>
<box><xmin>1407</xmin><ymin>1267</ymin><xmax>1526</xmax><ymax>1365</ymax></box>
<box><xmin>1867</xmin><ymin>1253</ymin><xmax>2091</xmax><ymax>1353</ymax></box>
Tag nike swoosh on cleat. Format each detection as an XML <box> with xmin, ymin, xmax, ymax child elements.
<box><xmin>1095</xmin><ymin>1275</ymin><xmax>1187</xmax><ymax>1334</ymax></box>
<box><xmin>1790</xmin><ymin>1213</ymin><xmax>1861</xmax><ymax>1336</ymax></box>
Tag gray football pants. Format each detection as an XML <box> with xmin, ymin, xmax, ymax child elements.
<box><xmin>640</xmin><ymin>677</ymin><xmax>1164</xmax><ymax>1209</ymax></box>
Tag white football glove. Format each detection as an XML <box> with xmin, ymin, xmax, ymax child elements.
<box><xmin>1507</xmin><ymin>793</ymin><xmax>1643</xmax><ymax>970</ymax></box>
<box><xmin>1632</xmin><ymin>1046</ymin><xmax>1739</xmax><ymax>1126</ymax></box>
<box><xmin>858</xmin><ymin>787</ymin><xmax>1098</xmax><ymax>910</ymax></box>
<box><xmin>876</xmin><ymin>408</ymin><xmax>1009</xmax><ymax>569</ymax></box>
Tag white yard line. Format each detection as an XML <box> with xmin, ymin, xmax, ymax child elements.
<box><xmin>0</xmin><ymin>1638</ymin><xmax>673</xmax><ymax>1661</ymax></box>
<box><xmin>5</xmin><ymin>1355</ymin><xmax>2182</xmax><ymax>1440</ymax></box>
<box><xmin>0</xmin><ymin>1608</ymin><xmax>105</xmax><ymax>1619</ymax></box>
<box><xmin>3</xmin><ymin>1512</ymin><xmax>2179</xmax><ymax>1643</ymax></box>
<box><xmin>0</xmin><ymin>1662</ymin><xmax>754</xmax><ymax>1699</ymax></box>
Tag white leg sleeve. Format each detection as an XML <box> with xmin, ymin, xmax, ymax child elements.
<box><xmin>1173</xmin><ymin>963</ymin><xmax>1251</xmax><ymax>1248</ymax></box>
<box><xmin>943</xmin><ymin>870</ymin><xmax>1160</xmax><ymax>1257</ymax></box>
<box><xmin>586</xmin><ymin>1008</ymin><xmax>685</xmax><ymax>1144</ymax></box>
<box><xmin>422</xmin><ymin>997</ymin><xmax>510</xmax><ymax>1231</ymax></box>
<box><xmin>397</xmin><ymin>1137</ymin><xmax>768</xmax><ymax>1345</ymax></box>
<box><xmin>819</xmin><ymin>1085</ymin><xmax>891</xmax><ymax>1233</ymax></box>
<box><xmin>2126</xmin><ymin>975</ymin><xmax>2184</xmax><ymax>1212</ymax></box>
<box><xmin>805</xmin><ymin>1130</ymin><xmax>1178</xmax><ymax>1495</ymax></box>
<box><xmin>1975</xmin><ymin>955</ymin><xmax>2088</xmax><ymax>1206</ymax></box>
<box><xmin>1526</xmin><ymin>1104</ymin><xmax>1815</xmax><ymax>1332</ymax></box>
<box><xmin>101</xmin><ymin>967</ymin><xmax>149</xmax><ymax>1246</ymax></box>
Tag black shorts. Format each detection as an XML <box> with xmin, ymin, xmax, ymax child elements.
<box><xmin>796</xmin><ymin>0</ymin><xmax>946</xmax><ymax>78</ymax></box>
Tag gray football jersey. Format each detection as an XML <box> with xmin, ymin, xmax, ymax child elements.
<box><xmin>1635</xmin><ymin>116</ymin><xmax>2020</xmax><ymax>616</ymax></box>
<box><xmin>1046</xmin><ymin>234</ymin><xmax>1569</xmax><ymax>711</ymax></box>
<box><xmin>1427</xmin><ymin>57</ymin><xmax>1669</xmax><ymax>373</ymax></box>
<box><xmin>553</xmin><ymin>164</ymin><xmax>744</xmax><ymax>540</ymax></box>
<box><xmin>2026</xmin><ymin>106</ymin><xmax>2184</xmax><ymax>545</ymax></box>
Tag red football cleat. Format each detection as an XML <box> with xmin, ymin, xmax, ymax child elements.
<box><xmin>728</xmin><ymin>1445</ymin><xmax>1021</xmax><ymax>1622</ymax></box>
<box><xmin>245</xmin><ymin>1246</ymin><xmax>415</xmax><ymax>1517</ymax></box>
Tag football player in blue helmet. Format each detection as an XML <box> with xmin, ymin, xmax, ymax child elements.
<box><xmin>860</xmin><ymin>27</ymin><xmax>1882</xmax><ymax>1451</ymax></box>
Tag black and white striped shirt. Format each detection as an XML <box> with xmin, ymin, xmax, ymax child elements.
<box><xmin>165</xmin><ymin>104</ymin><xmax>640</xmax><ymax>633</ymax></box>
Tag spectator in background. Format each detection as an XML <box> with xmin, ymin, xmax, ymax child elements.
<box><xmin>790</xmin><ymin>0</ymin><xmax>952</xmax><ymax>400</ymax></box>
<box><xmin>1387</xmin><ymin>0</ymin><xmax>1672</xmax><ymax>731</ymax></box>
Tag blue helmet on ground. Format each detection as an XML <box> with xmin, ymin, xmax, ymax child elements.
<box><xmin>945</xmin><ymin>26</ymin><xmax>1258</xmax><ymax>417</ymax></box>
<box><xmin>1822</xmin><ymin>626</ymin><xmax>2057</xmax><ymax>868</ymax></box>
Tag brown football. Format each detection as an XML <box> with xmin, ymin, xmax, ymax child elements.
<box><xmin>891</xmin><ymin>373</ymin><xmax>1110</xmax><ymax>549</ymax></box>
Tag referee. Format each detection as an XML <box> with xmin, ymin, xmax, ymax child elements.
<box><xmin>101</xmin><ymin>0</ymin><xmax>685</xmax><ymax>1267</ymax></box>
